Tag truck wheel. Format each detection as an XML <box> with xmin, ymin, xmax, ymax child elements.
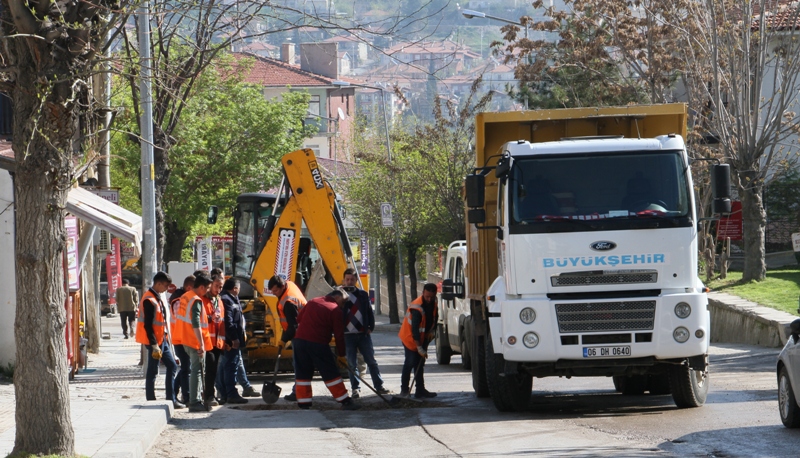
<box><xmin>471</xmin><ymin>330</ymin><xmax>489</xmax><ymax>398</ymax></box>
<box><xmin>485</xmin><ymin>327</ymin><xmax>532</xmax><ymax>412</ymax></box>
<box><xmin>647</xmin><ymin>375</ymin><xmax>671</xmax><ymax>395</ymax></box>
<box><xmin>435</xmin><ymin>324</ymin><xmax>452</xmax><ymax>365</ymax></box>
<box><xmin>460</xmin><ymin>333</ymin><xmax>472</xmax><ymax>370</ymax></box>
<box><xmin>669</xmin><ymin>363</ymin><xmax>708</xmax><ymax>408</ymax></box>
<box><xmin>613</xmin><ymin>375</ymin><xmax>647</xmax><ymax>395</ymax></box>
<box><xmin>779</xmin><ymin>366</ymin><xmax>800</xmax><ymax>428</ymax></box>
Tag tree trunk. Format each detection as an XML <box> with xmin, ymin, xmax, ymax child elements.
<box><xmin>406</xmin><ymin>244</ymin><xmax>419</xmax><ymax>300</ymax></box>
<box><xmin>381</xmin><ymin>245</ymin><xmax>400</xmax><ymax>324</ymax></box>
<box><xmin>11</xmin><ymin>74</ymin><xmax>76</xmax><ymax>455</ymax></box>
<box><xmin>154</xmin><ymin>132</ymin><xmax>172</xmax><ymax>268</ymax></box>
<box><xmin>164</xmin><ymin>220</ymin><xmax>189</xmax><ymax>263</ymax></box>
<box><xmin>740</xmin><ymin>174</ymin><xmax>766</xmax><ymax>281</ymax></box>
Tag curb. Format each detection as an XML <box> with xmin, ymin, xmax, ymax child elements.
<box><xmin>708</xmin><ymin>291</ymin><xmax>797</xmax><ymax>348</ymax></box>
<box><xmin>93</xmin><ymin>402</ymin><xmax>173</xmax><ymax>458</ymax></box>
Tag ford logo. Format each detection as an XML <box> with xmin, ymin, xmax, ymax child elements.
<box><xmin>590</xmin><ymin>241</ymin><xmax>617</xmax><ymax>251</ymax></box>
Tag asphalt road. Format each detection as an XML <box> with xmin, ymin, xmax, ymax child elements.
<box><xmin>147</xmin><ymin>323</ymin><xmax>800</xmax><ymax>457</ymax></box>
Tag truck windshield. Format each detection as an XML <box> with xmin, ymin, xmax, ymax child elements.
<box><xmin>508</xmin><ymin>150</ymin><xmax>691</xmax><ymax>233</ymax></box>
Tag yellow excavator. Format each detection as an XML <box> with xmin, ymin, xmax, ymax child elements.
<box><xmin>231</xmin><ymin>148</ymin><xmax>363</xmax><ymax>372</ymax></box>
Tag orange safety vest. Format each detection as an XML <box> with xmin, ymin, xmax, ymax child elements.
<box><xmin>398</xmin><ymin>296</ymin><xmax>438</xmax><ymax>351</ymax></box>
<box><xmin>173</xmin><ymin>290</ymin><xmax>212</xmax><ymax>351</ymax></box>
<box><xmin>135</xmin><ymin>289</ymin><xmax>167</xmax><ymax>346</ymax></box>
<box><xmin>203</xmin><ymin>295</ymin><xmax>226</xmax><ymax>349</ymax></box>
<box><xmin>277</xmin><ymin>281</ymin><xmax>307</xmax><ymax>331</ymax></box>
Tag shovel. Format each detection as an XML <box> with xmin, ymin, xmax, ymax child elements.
<box><xmin>345</xmin><ymin>364</ymin><xmax>404</xmax><ymax>408</ymax></box>
<box><xmin>262</xmin><ymin>347</ymin><xmax>283</xmax><ymax>404</ymax></box>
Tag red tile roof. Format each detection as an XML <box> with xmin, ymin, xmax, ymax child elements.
<box><xmin>231</xmin><ymin>52</ymin><xmax>336</xmax><ymax>87</ymax></box>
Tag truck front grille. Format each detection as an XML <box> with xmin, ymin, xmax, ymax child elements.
<box><xmin>551</xmin><ymin>270</ymin><xmax>657</xmax><ymax>287</ymax></box>
<box><xmin>554</xmin><ymin>300</ymin><xmax>656</xmax><ymax>333</ymax></box>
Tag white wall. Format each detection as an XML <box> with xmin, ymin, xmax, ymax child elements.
<box><xmin>0</xmin><ymin>171</ymin><xmax>16</xmax><ymax>367</ymax></box>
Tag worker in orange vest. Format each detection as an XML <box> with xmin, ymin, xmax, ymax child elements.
<box><xmin>398</xmin><ymin>283</ymin><xmax>439</xmax><ymax>399</ymax></box>
<box><xmin>169</xmin><ymin>275</ymin><xmax>195</xmax><ymax>405</ymax></box>
<box><xmin>136</xmin><ymin>271</ymin><xmax>182</xmax><ymax>408</ymax></box>
<box><xmin>293</xmin><ymin>288</ymin><xmax>360</xmax><ymax>410</ymax></box>
<box><xmin>173</xmin><ymin>271</ymin><xmax>213</xmax><ymax>412</ymax></box>
<box><xmin>202</xmin><ymin>273</ymin><xmax>226</xmax><ymax>407</ymax></box>
<box><xmin>267</xmin><ymin>275</ymin><xmax>307</xmax><ymax>401</ymax></box>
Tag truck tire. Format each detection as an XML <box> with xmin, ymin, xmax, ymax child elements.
<box><xmin>471</xmin><ymin>325</ymin><xmax>489</xmax><ymax>398</ymax></box>
<box><xmin>435</xmin><ymin>324</ymin><xmax>452</xmax><ymax>365</ymax></box>
<box><xmin>669</xmin><ymin>363</ymin><xmax>708</xmax><ymax>408</ymax></box>
<box><xmin>779</xmin><ymin>366</ymin><xmax>800</xmax><ymax>428</ymax></box>
<box><xmin>613</xmin><ymin>375</ymin><xmax>647</xmax><ymax>395</ymax></box>
<box><xmin>485</xmin><ymin>327</ymin><xmax>532</xmax><ymax>412</ymax></box>
<box><xmin>647</xmin><ymin>375</ymin><xmax>671</xmax><ymax>395</ymax></box>
<box><xmin>460</xmin><ymin>333</ymin><xmax>472</xmax><ymax>370</ymax></box>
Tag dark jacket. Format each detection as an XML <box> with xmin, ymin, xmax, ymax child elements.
<box><xmin>343</xmin><ymin>288</ymin><xmax>374</xmax><ymax>333</ymax></box>
<box><xmin>221</xmin><ymin>290</ymin><xmax>245</xmax><ymax>346</ymax></box>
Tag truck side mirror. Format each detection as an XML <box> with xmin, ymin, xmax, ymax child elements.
<box><xmin>441</xmin><ymin>278</ymin><xmax>455</xmax><ymax>301</ymax></box>
<box><xmin>712</xmin><ymin>164</ymin><xmax>731</xmax><ymax>215</ymax></box>
<box><xmin>468</xmin><ymin>209</ymin><xmax>486</xmax><ymax>224</ymax></box>
<box><xmin>207</xmin><ymin>205</ymin><xmax>219</xmax><ymax>224</ymax></box>
<box><xmin>465</xmin><ymin>174</ymin><xmax>485</xmax><ymax>208</ymax></box>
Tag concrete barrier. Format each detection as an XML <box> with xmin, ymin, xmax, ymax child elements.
<box><xmin>708</xmin><ymin>292</ymin><xmax>797</xmax><ymax>348</ymax></box>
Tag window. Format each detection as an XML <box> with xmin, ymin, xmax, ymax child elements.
<box><xmin>308</xmin><ymin>95</ymin><xmax>320</xmax><ymax>117</ymax></box>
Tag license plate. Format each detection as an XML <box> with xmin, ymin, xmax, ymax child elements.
<box><xmin>583</xmin><ymin>345</ymin><xmax>631</xmax><ymax>358</ymax></box>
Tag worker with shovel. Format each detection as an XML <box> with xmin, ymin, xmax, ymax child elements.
<box><xmin>291</xmin><ymin>288</ymin><xmax>360</xmax><ymax>411</ymax></box>
<box><xmin>399</xmin><ymin>283</ymin><xmax>439</xmax><ymax>399</ymax></box>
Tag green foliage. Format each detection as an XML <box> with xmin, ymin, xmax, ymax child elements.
<box><xmin>110</xmin><ymin>53</ymin><xmax>313</xmax><ymax>257</ymax></box>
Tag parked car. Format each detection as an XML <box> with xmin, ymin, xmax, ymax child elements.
<box><xmin>100</xmin><ymin>281</ymin><xmax>113</xmax><ymax>316</ymax></box>
<box><xmin>777</xmin><ymin>319</ymin><xmax>800</xmax><ymax>427</ymax></box>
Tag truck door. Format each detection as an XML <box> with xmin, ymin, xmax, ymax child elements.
<box><xmin>453</xmin><ymin>255</ymin><xmax>468</xmax><ymax>350</ymax></box>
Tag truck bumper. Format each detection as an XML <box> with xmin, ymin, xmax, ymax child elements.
<box><xmin>488</xmin><ymin>291</ymin><xmax>709</xmax><ymax>368</ymax></box>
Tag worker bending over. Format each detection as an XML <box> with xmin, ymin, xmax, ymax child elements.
<box><xmin>293</xmin><ymin>288</ymin><xmax>360</xmax><ymax>410</ymax></box>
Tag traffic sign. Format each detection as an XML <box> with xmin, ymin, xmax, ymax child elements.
<box><xmin>381</xmin><ymin>203</ymin><xmax>393</xmax><ymax>227</ymax></box>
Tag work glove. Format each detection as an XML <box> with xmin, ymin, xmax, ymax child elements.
<box><xmin>417</xmin><ymin>346</ymin><xmax>428</xmax><ymax>359</ymax></box>
<box><xmin>151</xmin><ymin>348</ymin><xmax>163</xmax><ymax>360</ymax></box>
<box><xmin>337</xmin><ymin>356</ymin><xmax>349</xmax><ymax>369</ymax></box>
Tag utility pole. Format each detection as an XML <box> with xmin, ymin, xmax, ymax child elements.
<box><xmin>138</xmin><ymin>2</ymin><xmax>157</xmax><ymax>289</ymax></box>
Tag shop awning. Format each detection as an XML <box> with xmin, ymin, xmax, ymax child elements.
<box><xmin>66</xmin><ymin>187</ymin><xmax>142</xmax><ymax>255</ymax></box>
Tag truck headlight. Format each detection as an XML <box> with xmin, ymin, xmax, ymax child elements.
<box><xmin>673</xmin><ymin>327</ymin><xmax>690</xmax><ymax>343</ymax></box>
<box><xmin>523</xmin><ymin>332</ymin><xmax>539</xmax><ymax>348</ymax></box>
<box><xmin>675</xmin><ymin>302</ymin><xmax>691</xmax><ymax>319</ymax></box>
<box><xmin>520</xmin><ymin>307</ymin><xmax>536</xmax><ymax>324</ymax></box>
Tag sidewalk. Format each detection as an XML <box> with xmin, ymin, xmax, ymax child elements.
<box><xmin>0</xmin><ymin>316</ymin><xmax>173</xmax><ymax>458</ymax></box>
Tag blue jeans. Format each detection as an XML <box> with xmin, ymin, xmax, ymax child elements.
<box><xmin>222</xmin><ymin>348</ymin><xmax>243</xmax><ymax>398</ymax></box>
<box><xmin>345</xmin><ymin>333</ymin><xmax>384</xmax><ymax>391</ymax></box>
<box><xmin>401</xmin><ymin>343</ymin><xmax>427</xmax><ymax>392</ymax></box>
<box><xmin>237</xmin><ymin>353</ymin><xmax>252</xmax><ymax>390</ymax></box>
<box><xmin>146</xmin><ymin>340</ymin><xmax>178</xmax><ymax>402</ymax></box>
<box><xmin>173</xmin><ymin>344</ymin><xmax>190</xmax><ymax>403</ymax></box>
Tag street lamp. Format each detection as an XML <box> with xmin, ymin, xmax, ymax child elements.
<box><xmin>460</xmin><ymin>8</ymin><xmax>528</xmax><ymax>39</ymax></box>
<box><xmin>460</xmin><ymin>7</ymin><xmax>530</xmax><ymax>109</ymax></box>
<box><xmin>331</xmin><ymin>80</ymin><xmax>409</xmax><ymax>313</ymax></box>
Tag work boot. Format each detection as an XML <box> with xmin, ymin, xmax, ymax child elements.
<box><xmin>227</xmin><ymin>395</ymin><xmax>248</xmax><ymax>404</ymax></box>
<box><xmin>173</xmin><ymin>400</ymin><xmax>186</xmax><ymax>409</ymax></box>
<box><xmin>188</xmin><ymin>403</ymin><xmax>207</xmax><ymax>413</ymax></box>
<box><xmin>351</xmin><ymin>389</ymin><xmax>360</xmax><ymax>399</ymax></box>
<box><xmin>399</xmin><ymin>388</ymin><xmax>410</xmax><ymax>397</ymax></box>
<box><xmin>205</xmin><ymin>397</ymin><xmax>219</xmax><ymax>407</ymax></box>
<box><xmin>341</xmin><ymin>398</ymin><xmax>361</xmax><ymax>411</ymax></box>
<box><xmin>130</xmin><ymin>329</ymin><xmax>135</xmax><ymax>338</ymax></box>
<box><xmin>284</xmin><ymin>392</ymin><xmax>297</xmax><ymax>402</ymax></box>
<box><xmin>217</xmin><ymin>398</ymin><xmax>227</xmax><ymax>405</ymax></box>
<box><xmin>415</xmin><ymin>388</ymin><xmax>437</xmax><ymax>399</ymax></box>
<box><xmin>375</xmin><ymin>387</ymin><xmax>390</xmax><ymax>395</ymax></box>
<box><xmin>124</xmin><ymin>334</ymin><xmax>129</xmax><ymax>339</ymax></box>
<box><xmin>242</xmin><ymin>386</ymin><xmax>259</xmax><ymax>397</ymax></box>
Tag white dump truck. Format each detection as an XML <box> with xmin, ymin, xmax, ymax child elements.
<box><xmin>457</xmin><ymin>104</ymin><xmax>731</xmax><ymax>412</ymax></box>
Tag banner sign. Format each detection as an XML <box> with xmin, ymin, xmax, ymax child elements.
<box><xmin>106</xmin><ymin>238</ymin><xmax>122</xmax><ymax>305</ymax></box>
<box><xmin>66</xmin><ymin>216</ymin><xmax>80</xmax><ymax>291</ymax></box>
<box><xmin>360</xmin><ymin>232</ymin><xmax>369</xmax><ymax>275</ymax></box>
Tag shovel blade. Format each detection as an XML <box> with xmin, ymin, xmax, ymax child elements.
<box><xmin>262</xmin><ymin>382</ymin><xmax>282</xmax><ymax>404</ymax></box>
